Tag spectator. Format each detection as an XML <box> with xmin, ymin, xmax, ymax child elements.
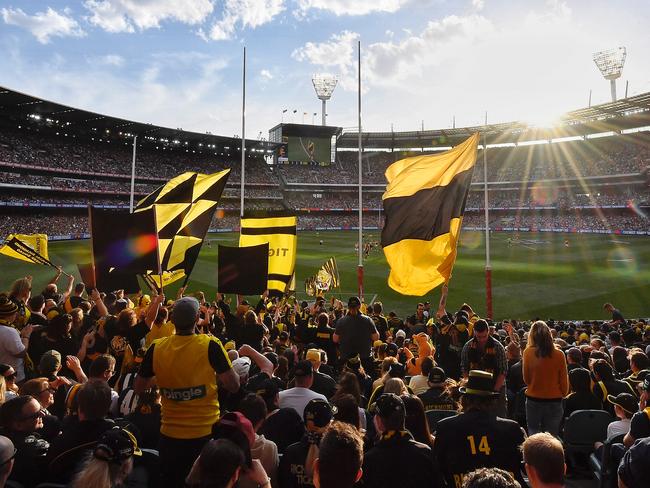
<box><xmin>124</xmin><ymin>386</ymin><xmax>162</xmax><ymax>450</ymax></box>
<box><xmin>0</xmin><ymin>395</ymin><xmax>49</xmax><ymax>487</ymax></box>
<box><xmin>0</xmin><ymin>365</ymin><xmax>18</xmax><ymax>401</ymax></box>
<box><xmin>522</xmin><ymin>432</ymin><xmax>566</xmax><ymax>488</ymax></box>
<box><xmin>279</xmin><ymin>398</ymin><xmax>334</xmax><ymax>488</ymax></box>
<box><xmin>462</xmin><ymin>468</ymin><xmax>521</xmax><ymax>488</ymax></box>
<box><xmin>361</xmin><ymin>393</ymin><xmax>440</xmax><ymax>488</ymax></box>
<box><xmin>564</xmin><ymin>367</ymin><xmax>602</xmax><ymax>417</ymax></box>
<box><xmin>312</xmin><ymin>421</ymin><xmax>363</xmax><ymax>488</ymax></box>
<box><xmin>0</xmin><ymin>435</ymin><xmax>15</xmax><ymax>487</ymax></box>
<box><xmin>0</xmin><ymin>294</ymin><xmax>33</xmax><ymax>383</ymax></box>
<box><xmin>256</xmin><ymin>379</ymin><xmax>305</xmax><ymax>455</ymax></box>
<box><xmin>591</xmin><ymin>359</ymin><xmax>635</xmax><ymax>414</ymax></box>
<box><xmin>303</xmin><ymin>349</ymin><xmax>336</xmax><ymax>399</ymax></box>
<box><xmin>460</xmin><ymin>319</ymin><xmax>508</xmax><ymax>416</ymax></box>
<box><xmin>279</xmin><ymin>360</ymin><xmax>327</xmax><ymax>420</ymax></box>
<box><xmin>623</xmin><ymin>375</ymin><xmax>650</xmax><ymax>448</ymax></box>
<box><xmin>135</xmin><ymin>296</ymin><xmax>239</xmax><ymax>488</ymax></box>
<box><xmin>618</xmin><ymin>436</ymin><xmax>650</xmax><ymax>488</ymax></box>
<box><xmin>237</xmin><ymin>393</ymin><xmax>279</xmax><ymax>488</ymax></box>
<box><xmin>604</xmin><ymin>393</ymin><xmax>637</xmax><ymax>439</ymax></box>
<box><xmin>71</xmin><ymin>427</ymin><xmax>141</xmax><ymax>488</ymax></box>
<box><xmin>402</xmin><ymin>394</ymin><xmax>434</xmax><ymax>448</ymax></box>
<box><xmin>418</xmin><ymin>366</ymin><xmax>457</xmax><ymax>412</ymax></box>
<box><xmin>46</xmin><ymin>380</ymin><xmax>115</xmax><ymax>483</ymax></box>
<box><xmin>523</xmin><ymin>320</ymin><xmax>569</xmax><ymax>437</ymax></box>
<box><xmin>434</xmin><ymin>370</ymin><xmax>526</xmax><ymax>487</ymax></box>
<box><xmin>19</xmin><ymin>377</ymin><xmax>60</xmax><ymax>441</ymax></box>
<box><xmin>333</xmin><ymin>297</ymin><xmax>379</xmax><ymax>373</ymax></box>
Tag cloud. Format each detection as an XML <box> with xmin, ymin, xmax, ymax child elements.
<box><xmin>296</xmin><ymin>0</ymin><xmax>408</xmax><ymax>17</ymax></box>
<box><xmin>97</xmin><ymin>54</ymin><xmax>125</xmax><ymax>66</ymax></box>
<box><xmin>1</xmin><ymin>7</ymin><xmax>85</xmax><ymax>44</ymax></box>
<box><xmin>292</xmin><ymin>30</ymin><xmax>360</xmax><ymax>81</ymax></box>
<box><xmin>260</xmin><ymin>69</ymin><xmax>273</xmax><ymax>80</ymax></box>
<box><xmin>83</xmin><ymin>0</ymin><xmax>214</xmax><ymax>33</ymax></box>
<box><xmin>207</xmin><ymin>0</ymin><xmax>284</xmax><ymax>41</ymax></box>
<box><xmin>471</xmin><ymin>0</ymin><xmax>485</xmax><ymax>11</ymax></box>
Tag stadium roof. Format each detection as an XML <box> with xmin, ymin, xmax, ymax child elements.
<box><xmin>338</xmin><ymin>91</ymin><xmax>650</xmax><ymax>149</ymax></box>
<box><xmin>0</xmin><ymin>86</ymin><xmax>280</xmax><ymax>153</ymax></box>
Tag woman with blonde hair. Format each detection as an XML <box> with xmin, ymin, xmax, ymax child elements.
<box><xmin>383</xmin><ymin>378</ymin><xmax>408</xmax><ymax>396</ymax></box>
<box><xmin>523</xmin><ymin>320</ymin><xmax>569</xmax><ymax>436</ymax></box>
<box><xmin>72</xmin><ymin>427</ymin><xmax>141</xmax><ymax>488</ymax></box>
<box><xmin>9</xmin><ymin>277</ymin><xmax>32</xmax><ymax>329</ymax></box>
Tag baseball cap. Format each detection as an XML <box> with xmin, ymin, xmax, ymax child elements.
<box><xmin>347</xmin><ymin>297</ymin><xmax>361</xmax><ymax>309</ymax></box>
<box><xmin>217</xmin><ymin>411</ymin><xmax>255</xmax><ymax>447</ymax></box>
<box><xmin>231</xmin><ymin>357</ymin><xmax>251</xmax><ymax>378</ymax></box>
<box><xmin>395</xmin><ymin>329</ymin><xmax>406</xmax><ymax>339</ymax></box>
<box><xmin>212</xmin><ymin>411</ymin><xmax>255</xmax><ymax>467</ymax></box>
<box><xmin>224</xmin><ymin>341</ymin><xmax>236</xmax><ymax>351</ymax></box>
<box><xmin>0</xmin><ymin>435</ymin><xmax>15</xmax><ymax>467</ymax></box>
<box><xmin>386</xmin><ymin>343</ymin><xmax>399</xmax><ymax>356</ymax></box>
<box><xmin>374</xmin><ymin>393</ymin><xmax>404</xmax><ymax>418</ymax></box>
<box><xmin>172</xmin><ymin>296</ymin><xmax>200</xmax><ymax>328</ymax></box>
<box><xmin>39</xmin><ymin>350</ymin><xmax>62</xmax><ymax>375</ymax></box>
<box><xmin>294</xmin><ymin>360</ymin><xmax>313</xmax><ymax>377</ymax></box>
<box><xmin>428</xmin><ymin>366</ymin><xmax>447</xmax><ymax>384</ymax></box>
<box><xmin>94</xmin><ymin>427</ymin><xmax>142</xmax><ymax>464</ymax></box>
<box><xmin>114</xmin><ymin>298</ymin><xmax>129</xmax><ymax>313</ymax></box>
<box><xmin>346</xmin><ymin>355</ymin><xmax>361</xmax><ymax>370</ymax></box>
<box><xmin>304</xmin><ymin>398</ymin><xmax>336</xmax><ymax>429</ymax></box>
<box><xmin>306</xmin><ymin>349</ymin><xmax>321</xmax><ymax>363</ymax></box>
<box><xmin>607</xmin><ymin>393</ymin><xmax>638</xmax><ymax>415</ymax></box>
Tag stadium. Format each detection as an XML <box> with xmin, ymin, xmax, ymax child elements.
<box><xmin>1</xmin><ymin>26</ymin><xmax>650</xmax><ymax>488</ymax></box>
<box><xmin>1</xmin><ymin>86</ymin><xmax>649</xmax><ymax>319</ymax></box>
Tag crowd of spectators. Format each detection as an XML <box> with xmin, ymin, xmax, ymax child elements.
<box><xmin>0</xmin><ymin>129</ymin><xmax>280</xmax><ymax>185</ymax></box>
<box><xmin>0</xmin><ymin>267</ymin><xmax>648</xmax><ymax>487</ymax></box>
<box><xmin>315</xmin><ymin>135</ymin><xmax>650</xmax><ymax>185</ymax></box>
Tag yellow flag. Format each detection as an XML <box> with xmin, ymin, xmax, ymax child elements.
<box><xmin>381</xmin><ymin>134</ymin><xmax>479</xmax><ymax>295</ymax></box>
<box><xmin>0</xmin><ymin>234</ymin><xmax>50</xmax><ymax>264</ymax></box>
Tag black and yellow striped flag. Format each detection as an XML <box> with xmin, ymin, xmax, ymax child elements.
<box><xmin>381</xmin><ymin>133</ymin><xmax>479</xmax><ymax>295</ymax></box>
<box><xmin>135</xmin><ymin>170</ymin><xmax>230</xmax><ymax>279</ymax></box>
<box><xmin>239</xmin><ymin>211</ymin><xmax>297</xmax><ymax>296</ymax></box>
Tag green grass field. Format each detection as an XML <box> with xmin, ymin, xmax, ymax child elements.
<box><xmin>2</xmin><ymin>231</ymin><xmax>649</xmax><ymax>321</ymax></box>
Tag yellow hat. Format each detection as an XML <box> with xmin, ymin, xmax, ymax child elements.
<box><xmin>224</xmin><ymin>341</ymin><xmax>236</xmax><ymax>351</ymax></box>
<box><xmin>47</xmin><ymin>309</ymin><xmax>60</xmax><ymax>321</ymax></box>
<box><xmin>139</xmin><ymin>295</ymin><xmax>151</xmax><ymax>307</ymax></box>
<box><xmin>373</xmin><ymin>340</ymin><xmax>384</xmax><ymax>348</ymax></box>
<box><xmin>306</xmin><ymin>349</ymin><xmax>321</xmax><ymax>362</ymax></box>
<box><xmin>560</xmin><ymin>332</ymin><xmax>569</xmax><ymax>339</ymax></box>
<box><xmin>578</xmin><ymin>332</ymin><xmax>590</xmax><ymax>343</ymax></box>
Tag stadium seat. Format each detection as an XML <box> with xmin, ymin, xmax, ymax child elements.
<box><xmin>589</xmin><ymin>433</ymin><xmax>625</xmax><ymax>488</ymax></box>
<box><xmin>425</xmin><ymin>410</ymin><xmax>457</xmax><ymax>431</ymax></box>
<box><xmin>563</xmin><ymin>410</ymin><xmax>612</xmax><ymax>466</ymax></box>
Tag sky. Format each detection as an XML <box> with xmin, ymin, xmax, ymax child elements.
<box><xmin>1</xmin><ymin>0</ymin><xmax>649</xmax><ymax>140</ymax></box>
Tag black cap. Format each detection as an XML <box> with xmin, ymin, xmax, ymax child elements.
<box><xmin>304</xmin><ymin>399</ymin><xmax>336</xmax><ymax>428</ymax></box>
<box><xmin>294</xmin><ymin>360</ymin><xmax>313</xmax><ymax>377</ymax></box>
<box><xmin>94</xmin><ymin>427</ymin><xmax>142</xmax><ymax>464</ymax></box>
<box><xmin>255</xmin><ymin>378</ymin><xmax>279</xmax><ymax>399</ymax></box>
<box><xmin>374</xmin><ymin>393</ymin><xmax>404</xmax><ymax>418</ymax></box>
<box><xmin>428</xmin><ymin>366</ymin><xmax>447</xmax><ymax>384</ymax></box>
<box><xmin>607</xmin><ymin>393</ymin><xmax>638</xmax><ymax>415</ymax></box>
<box><xmin>388</xmin><ymin>362</ymin><xmax>405</xmax><ymax>378</ymax></box>
<box><xmin>459</xmin><ymin>370</ymin><xmax>499</xmax><ymax>397</ymax></box>
<box><xmin>385</xmin><ymin>343</ymin><xmax>399</xmax><ymax>356</ymax></box>
<box><xmin>348</xmin><ymin>296</ymin><xmax>361</xmax><ymax>309</ymax></box>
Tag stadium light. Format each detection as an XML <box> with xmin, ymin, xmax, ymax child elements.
<box><xmin>592</xmin><ymin>47</ymin><xmax>626</xmax><ymax>102</ymax></box>
<box><xmin>312</xmin><ymin>74</ymin><xmax>338</xmax><ymax>126</ymax></box>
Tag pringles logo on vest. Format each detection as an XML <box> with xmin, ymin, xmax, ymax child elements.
<box><xmin>161</xmin><ymin>385</ymin><xmax>207</xmax><ymax>402</ymax></box>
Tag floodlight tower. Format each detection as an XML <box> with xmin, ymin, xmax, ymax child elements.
<box><xmin>312</xmin><ymin>74</ymin><xmax>338</xmax><ymax>126</ymax></box>
<box><xmin>592</xmin><ymin>47</ymin><xmax>627</xmax><ymax>102</ymax></box>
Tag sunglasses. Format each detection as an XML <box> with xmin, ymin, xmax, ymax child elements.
<box><xmin>38</xmin><ymin>387</ymin><xmax>56</xmax><ymax>395</ymax></box>
<box><xmin>21</xmin><ymin>410</ymin><xmax>45</xmax><ymax>421</ymax></box>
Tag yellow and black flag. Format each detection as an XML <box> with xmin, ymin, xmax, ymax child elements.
<box><xmin>239</xmin><ymin>211</ymin><xmax>297</xmax><ymax>296</ymax></box>
<box><xmin>0</xmin><ymin>234</ymin><xmax>50</xmax><ymax>264</ymax></box>
<box><xmin>135</xmin><ymin>170</ymin><xmax>230</xmax><ymax>280</ymax></box>
<box><xmin>381</xmin><ymin>133</ymin><xmax>479</xmax><ymax>296</ymax></box>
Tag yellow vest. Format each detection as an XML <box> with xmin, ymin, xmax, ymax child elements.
<box><xmin>145</xmin><ymin>321</ymin><xmax>175</xmax><ymax>347</ymax></box>
<box><xmin>153</xmin><ymin>334</ymin><xmax>228</xmax><ymax>439</ymax></box>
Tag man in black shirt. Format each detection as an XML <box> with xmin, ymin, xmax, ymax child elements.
<box><xmin>604</xmin><ymin>303</ymin><xmax>625</xmax><ymax>325</ymax></box>
<box><xmin>334</xmin><ymin>297</ymin><xmax>378</xmax><ymax>373</ymax></box>
<box><xmin>361</xmin><ymin>394</ymin><xmax>441</xmax><ymax>488</ymax></box>
<box><xmin>624</xmin><ymin>375</ymin><xmax>650</xmax><ymax>448</ymax></box>
<box><xmin>370</xmin><ymin>302</ymin><xmax>389</xmax><ymax>342</ymax></box>
<box><xmin>434</xmin><ymin>370</ymin><xmax>526</xmax><ymax>488</ymax></box>
<box><xmin>418</xmin><ymin>367</ymin><xmax>456</xmax><ymax>412</ymax></box>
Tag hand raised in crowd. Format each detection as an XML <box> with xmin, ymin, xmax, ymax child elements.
<box><xmin>177</xmin><ymin>286</ymin><xmax>187</xmax><ymax>299</ymax></box>
<box><xmin>66</xmin><ymin>355</ymin><xmax>82</xmax><ymax>373</ymax></box>
<box><xmin>90</xmin><ymin>288</ymin><xmax>102</xmax><ymax>302</ymax></box>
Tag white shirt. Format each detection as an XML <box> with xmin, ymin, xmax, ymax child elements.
<box><xmin>607</xmin><ymin>418</ymin><xmax>631</xmax><ymax>439</ymax></box>
<box><xmin>0</xmin><ymin>325</ymin><xmax>25</xmax><ymax>382</ymax></box>
<box><xmin>409</xmin><ymin>375</ymin><xmax>430</xmax><ymax>396</ymax></box>
<box><xmin>279</xmin><ymin>387</ymin><xmax>326</xmax><ymax>419</ymax></box>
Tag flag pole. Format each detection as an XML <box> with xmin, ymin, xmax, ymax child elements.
<box><xmin>483</xmin><ymin>112</ymin><xmax>493</xmax><ymax>319</ymax></box>
<box><xmin>357</xmin><ymin>40</ymin><xmax>364</xmax><ymax>299</ymax></box>
<box><xmin>240</xmin><ymin>46</ymin><xmax>246</xmax><ymax>219</ymax></box>
<box><xmin>129</xmin><ymin>135</ymin><xmax>137</xmax><ymax>213</ymax></box>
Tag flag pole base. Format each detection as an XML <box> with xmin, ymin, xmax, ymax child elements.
<box><xmin>485</xmin><ymin>266</ymin><xmax>493</xmax><ymax>319</ymax></box>
<box><xmin>357</xmin><ymin>265</ymin><xmax>364</xmax><ymax>299</ymax></box>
